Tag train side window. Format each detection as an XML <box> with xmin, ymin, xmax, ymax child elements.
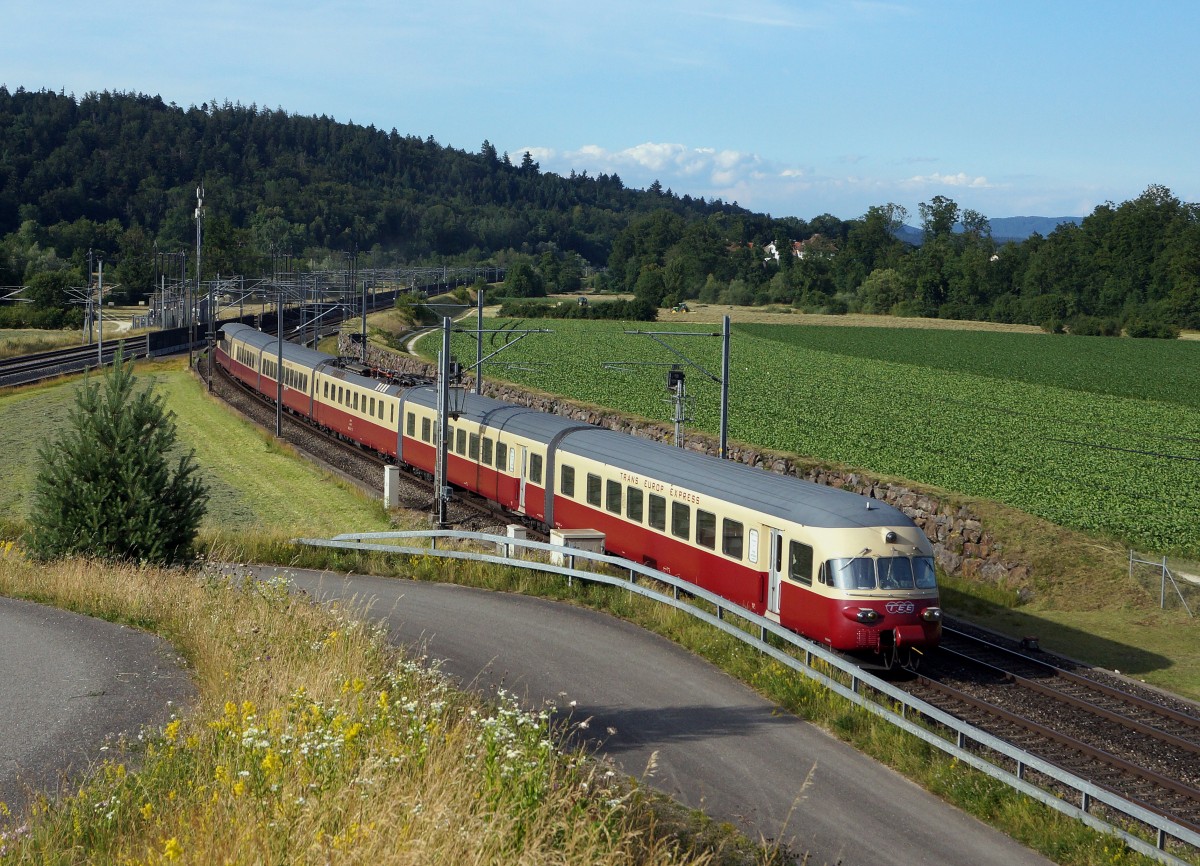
<box><xmin>369</xmin><ymin>397</ymin><xmax>376</xmax><ymax>417</ymax></box>
<box><xmin>482</xmin><ymin>437</ymin><xmax>493</xmax><ymax>466</ymax></box>
<box><xmin>671</xmin><ymin>502</ymin><xmax>691</xmax><ymax>540</ymax></box>
<box><xmin>605</xmin><ymin>479</ymin><xmax>621</xmax><ymax>514</ymax></box>
<box><xmin>406</xmin><ymin>412</ymin><xmax>416</xmax><ymax>437</ymax></box>
<box><xmin>696</xmin><ymin>510</ymin><xmax>716</xmax><ymax>549</ymax></box>
<box><xmin>648</xmin><ymin>494</ymin><xmax>666</xmax><ymax>531</ymax></box>
<box><xmin>789</xmin><ymin>541</ymin><xmax>814</xmax><ymax>586</ymax></box>
<box><xmin>390</xmin><ymin>404</ymin><xmax>395</xmax><ymax>424</ymax></box>
<box><xmin>626</xmin><ymin>486</ymin><xmax>643</xmax><ymax>522</ymax></box>
<box><xmin>468</xmin><ymin>433</ymin><xmax>480</xmax><ymax>461</ymax></box>
<box><xmin>338</xmin><ymin>386</ymin><xmax>344</xmax><ymax>404</ymax></box>
<box><xmin>529</xmin><ymin>454</ymin><xmax>543</xmax><ymax>484</ymax></box>
<box><xmin>560</xmin><ymin>465</ymin><xmax>575</xmax><ymax>497</ymax></box>
<box><xmin>421</xmin><ymin>417</ymin><xmax>431</xmax><ymax>443</ymax></box>
<box><xmin>455</xmin><ymin>429</ymin><xmax>466</xmax><ymax>455</ymax></box>
<box><xmin>353</xmin><ymin>392</ymin><xmax>359</xmax><ymax>411</ymax></box>
<box><xmin>586</xmin><ymin>474</ymin><xmax>601</xmax><ymax>507</ymax></box>
<box><xmin>722</xmin><ymin>520</ymin><xmax>744</xmax><ymax>559</ymax></box>
<box><xmin>496</xmin><ymin>442</ymin><xmax>508</xmax><ymax>471</ymax></box>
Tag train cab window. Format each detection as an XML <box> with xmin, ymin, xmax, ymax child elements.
<box><xmin>626</xmin><ymin>486</ymin><xmax>643</xmax><ymax>523</ymax></box>
<box><xmin>722</xmin><ymin>519</ymin><xmax>743</xmax><ymax>560</ymax></box>
<box><xmin>826</xmin><ymin>557</ymin><xmax>877</xmax><ymax>591</ymax></box>
<box><xmin>605</xmin><ymin>479</ymin><xmax>622</xmax><ymax>514</ymax></box>
<box><xmin>468</xmin><ymin>433</ymin><xmax>480</xmax><ymax>461</ymax></box>
<box><xmin>482</xmin><ymin>437</ymin><xmax>493</xmax><ymax>466</ymax></box>
<box><xmin>586</xmin><ymin>473</ymin><xmax>601</xmax><ymax>507</ymax></box>
<box><xmin>648</xmin><ymin>494</ymin><xmax>666</xmax><ymax>531</ymax></box>
<box><xmin>456</xmin><ymin>429</ymin><xmax>467</xmax><ymax>455</ymax></box>
<box><xmin>914</xmin><ymin>556</ymin><xmax>938</xmax><ymax>589</ymax></box>
<box><xmin>496</xmin><ymin>442</ymin><xmax>508</xmax><ymax>471</ymax></box>
<box><xmin>789</xmin><ymin>541</ymin><xmax>814</xmax><ymax>586</ymax></box>
<box><xmin>560</xmin><ymin>465</ymin><xmax>575</xmax><ymax>497</ymax></box>
<box><xmin>876</xmin><ymin>557</ymin><xmax>904</xmax><ymax>589</ymax></box>
<box><xmin>671</xmin><ymin>502</ymin><xmax>691</xmax><ymax>540</ymax></box>
<box><xmin>528</xmin><ymin>454</ymin><xmax>543</xmax><ymax>484</ymax></box>
<box><xmin>696</xmin><ymin>510</ymin><xmax>716</xmax><ymax>549</ymax></box>
<box><xmin>421</xmin><ymin>417</ymin><xmax>431</xmax><ymax>443</ymax></box>
<box><xmin>406</xmin><ymin>412</ymin><xmax>416</xmax><ymax>437</ymax></box>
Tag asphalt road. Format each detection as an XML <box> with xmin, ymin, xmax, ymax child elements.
<box><xmin>0</xmin><ymin>597</ymin><xmax>193</xmax><ymax>818</ymax></box>
<box><xmin>255</xmin><ymin>566</ymin><xmax>1052</xmax><ymax>866</ymax></box>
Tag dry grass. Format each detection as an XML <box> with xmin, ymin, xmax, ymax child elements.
<box><xmin>0</xmin><ymin>549</ymin><xmax>783</xmax><ymax>865</ymax></box>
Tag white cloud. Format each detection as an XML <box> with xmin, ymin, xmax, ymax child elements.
<box><xmin>532</xmin><ymin>141</ymin><xmax>770</xmax><ymax>191</ymax></box>
<box><xmin>903</xmin><ymin>172</ymin><xmax>993</xmax><ymax>189</ymax></box>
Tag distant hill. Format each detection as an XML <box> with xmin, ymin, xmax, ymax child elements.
<box><xmin>895</xmin><ymin>215</ymin><xmax>1084</xmax><ymax>246</ymax></box>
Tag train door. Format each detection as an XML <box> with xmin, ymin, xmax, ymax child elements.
<box><xmin>767</xmin><ymin>527</ymin><xmax>784</xmax><ymax>616</ymax></box>
<box><xmin>516</xmin><ymin>446</ymin><xmax>528</xmax><ymax>513</ymax></box>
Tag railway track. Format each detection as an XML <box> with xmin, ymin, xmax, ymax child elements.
<box><xmin>0</xmin><ymin>335</ymin><xmax>150</xmax><ymax>388</ymax></box>
<box><xmin>906</xmin><ymin>624</ymin><xmax>1200</xmax><ymax>836</ymax></box>
<box><xmin>207</xmin><ymin>356</ymin><xmax>532</xmax><ymax>536</ymax></box>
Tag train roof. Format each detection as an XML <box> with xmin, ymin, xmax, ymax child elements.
<box><xmin>221</xmin><ymin>322</ymin><xmax>330</xmax><ymax>371</ymax></box>
<box><xmin>403</xmin><ymin>387</ymin><xmax>587</xmax><ymax>441</ymax></box>
<box><xmin>557</xmin><ymin>427</ymin><xmax>908</xmax><ymax>530</ymax></box>
<box><xmin>220</xmin><ymin>322</ymin><xmax>408</xmax><ymax>396</ymax></box>
<box><xmin>423</xmin><ymin>386</ymin><xmax>908</xmax><ymax>531</ymax></box>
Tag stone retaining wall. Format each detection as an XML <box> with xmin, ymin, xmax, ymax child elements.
<box><xmin>340</xmin><ymin>335</ymin><xmax>1032</xmax><ymax>585</ymax></box>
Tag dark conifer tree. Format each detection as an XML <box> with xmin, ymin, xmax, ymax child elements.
<box><xmin>28</xmin><ymin>348</ymin><xmax>207</xmax><ymax>564</ymax></box>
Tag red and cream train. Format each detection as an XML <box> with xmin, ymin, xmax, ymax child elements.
<box><xmin>217</xmin><ymin>322</ymin><xmax>941</xmax><ymax>663</ymax></box>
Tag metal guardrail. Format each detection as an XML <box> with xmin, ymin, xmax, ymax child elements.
<box><xmin>295</xmin><ymin>528</ymin><xmax>1200</xmax><ymax>865</ymax></box>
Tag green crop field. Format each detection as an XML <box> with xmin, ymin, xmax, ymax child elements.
<box><xmin>449</xmin><ymin>319</ymin><xmax>1200</xmax><ymax>558</ymax></box>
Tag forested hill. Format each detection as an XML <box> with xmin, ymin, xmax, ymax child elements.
<box><xmin>2</xmin><ymin>87</ymin><xmax>1198</xmax><ymax>335</ymax></box>
<box><xmin>0</xmin><ymin>87</ymin><xmax>750</xmax><ymax>275</ymax></box>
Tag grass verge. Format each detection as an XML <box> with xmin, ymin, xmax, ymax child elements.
<box><xmin>0</xmin><ymin>551</ymin><xmax>786</xmax><ymax>865</ymax></box>
<box><xmin>231</xmin><ymin>541</ymin><xmax>1186</xmax><ymax>866</ymax></box>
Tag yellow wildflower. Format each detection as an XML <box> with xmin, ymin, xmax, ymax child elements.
<box><xmin>140</xmin><ymin>802</ymin><xmax>153</xmax><ymax>820</ymax></box>
<box><xmin>164</xmin><ymin>719</ymin><xmax>182</xmax><ymax>743</ymax></box>
<box><xmin>261</xmin><ymin>749</ymin><xmax>282</xmax><ymax>775</ymax></box>
<box><xmin>162</xmin><ymin>837</ymin><xmax>182</xmax><ymax>861</ymax></box>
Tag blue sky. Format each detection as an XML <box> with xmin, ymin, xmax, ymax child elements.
<box><xmin>3</xmin><ymin>0</ymin><xmax>1197</xmax><ymax>221</ymax></box>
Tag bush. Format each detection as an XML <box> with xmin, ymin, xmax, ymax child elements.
<box><xmin>1066</xmin><ymin>315</ymin><xmax>1122</xmax><ymax>337</ymax></box>
<box><xmin>1124</xmin><ymin>318</ymin><xmax>1180</xmax><ymax>339</ymax></box>
<box><xmin>27</xmin><ymin>349</ymin><xmax>208</xmax><ymax>564</ymax></box>
<box><xmin>497</xmin><ymin>297</ymin><xmax>657</xmax><ymax>321</ymax></box>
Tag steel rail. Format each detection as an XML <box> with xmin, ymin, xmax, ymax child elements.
<box><xmin>935</xmin><ymin>635</ymin><xmax>1200</xmax><ymax>759</ymax></box>
<box><xmin>943</xmin><ymin>627</ymin><xmax>1200</xmax><ymax>734</ymax></box>
<box><xmin>910</xmin><ymin>674</ymin><xmax>1200</xmax><ymax>832</ymax></box>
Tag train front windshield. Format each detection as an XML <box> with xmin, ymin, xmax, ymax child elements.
<box><xmin>826</xmin><ymin>556</ymin><xmax>937</xmax><ymax>591</ymax></box>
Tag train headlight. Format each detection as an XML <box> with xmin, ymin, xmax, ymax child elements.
<box><xmin>921</xmin><ymin>607</ymin><xmax>943</xmax><ymax>623</ymax></box>
<box><xmin>855</xmin><ymin>608</ymin><xmax>881</xmax><ymax>624</ymax></box>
